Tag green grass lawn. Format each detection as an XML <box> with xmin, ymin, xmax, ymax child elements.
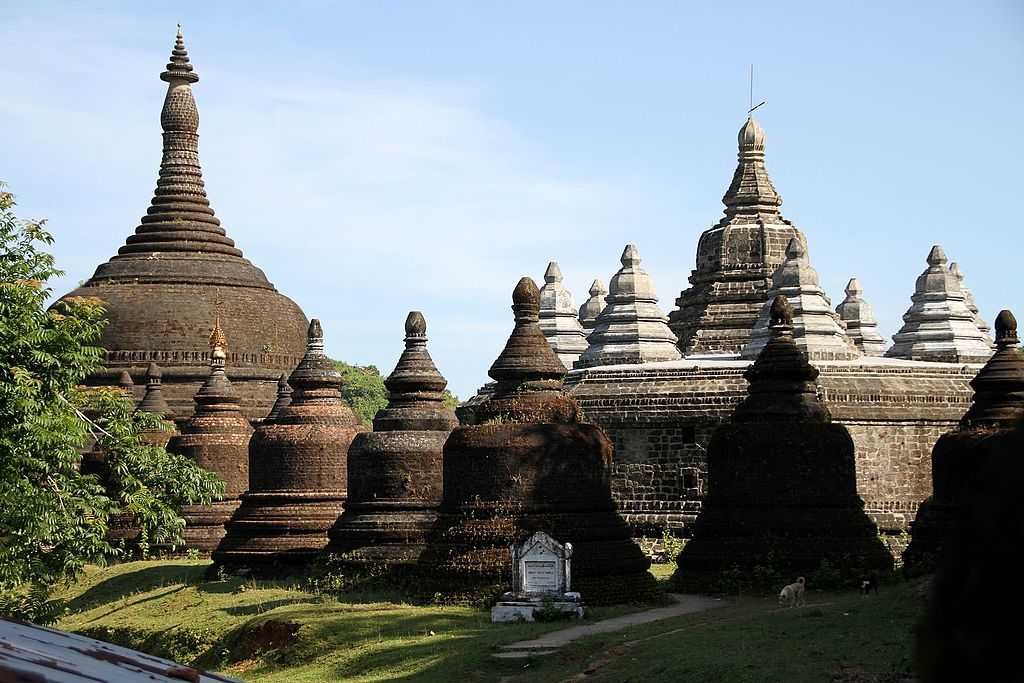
<box><xmin>50</xmin><ymin>561</ymin><xmax>924</xmax><ymax>682</ymax></box>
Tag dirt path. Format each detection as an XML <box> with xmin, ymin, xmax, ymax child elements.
<box><xmin>493</xmin><ymin>594</ymin><xmax>726</xmax><ymax>658</ymax></box>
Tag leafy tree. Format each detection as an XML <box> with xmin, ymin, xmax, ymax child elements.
<box><xmin>0</xmin><ymin>185</ymin><xmax>222</xmax><ymax>593</ymax></box>
<box><xmin>332</xmin><ymin>360</ymin><xmax>460</xmax><ymax>426</ymax></box>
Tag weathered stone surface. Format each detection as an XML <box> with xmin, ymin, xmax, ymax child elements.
<box><xmin>742</xmin><ymin>239</ymin><xmax>860</xmax><ymax>361</ymax></box>
<box><xmin>429</xmin><ymin>278</ymin><xmax>652</xmax><ymax>603</ymax></box>
<box><xmin>904</xmin><ymin>310</ymin><xmax>1024</xmax><ymax>573</ymax></box>
<box><xmin>578</xmin><ymin>279</ymin><xmax>608</xmax><ymax>337</ymax></box>
<box><xmin>575</xmin><ymin>245</ymin><xmax>681</xmax><ymax>369</ymax></box>
<box><xmin>56</xmin><ymin>28</ymin><xmax>308</xmax><ymax>422</ymax></box>
<box><xmin>835</xmin><ymin>278</ymin><xmax>887</xmax><ymax>356</ymax></box>
<box><xmin>326</xmin><ymin>311</ymin><xmax>457</xmax><ymax>565</ymax></box>
<box><xmin>949</xmin><ymin>261</ymin><xmax>993</xmax><ymax>342</ymax></box>
<box><xmin>669</xmin><ymin>116</ymin><xmax>807</xmax><ymax>355</ymax></box>
<box><xmin>213</xmin><ymin>320</ymin><xmax>362</xmax><ymax>574</ymax></box>
<box><xmin>538</xmin><ymin>262</ymin><xmax>588</xmax><ymax>369</ymax></box>
<box><xmin>674</xmin><ymin>297</ymin><xmax>892</xmax><ymax>586</ymax></box>
<box><xmin>265</xmin><ymin>374</ymin><xmax>292</xmax><ymax>424</ymax></box>
<box><xmin>166</xmin><ymin>320</ymin><xmax>253</xmax><ymax>552</ymax></box>
<box><xmin>886</xmin><ymin>246</ymin><xmax>993</xmax><ymax>363</ymax></box>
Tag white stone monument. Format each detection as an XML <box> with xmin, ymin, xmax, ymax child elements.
<box><xmin>491</xmin><ymin>531</ymin><xmax>584</xmax><ymax>623</ymax></box>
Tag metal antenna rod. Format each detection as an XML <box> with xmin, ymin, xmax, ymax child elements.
<box><xmin>747</xmin><ymin>64</ymin><xmax>765</xmax><ymax>115</ymax></box>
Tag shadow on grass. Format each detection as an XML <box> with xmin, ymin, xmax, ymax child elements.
<box><xmin>64</xmin><ymin>563</ymin><xmax>204</xmax><ymax>614</ymax></box>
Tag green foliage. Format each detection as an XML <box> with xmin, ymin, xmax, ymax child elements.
<box><xmin>332</xmin><ymin>361</ymin><xmax>388</xmax><ymax>426</ymax></box>
<box><xmin>331</xmin><ymin>359</ymin><xmax>460</xmax><ymax>426</ymax></box>
<box><xmin>0</xmin><ymin>184</ymin><xmax>222</xmax><ymax>596</ymax></box>
<box><xmin>0</xmin><ymin>583</ymin><xmax>65</xmax><ymax>625</ymax></box>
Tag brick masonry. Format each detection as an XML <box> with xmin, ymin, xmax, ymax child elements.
<box><xmin>566</xmin><ymin>359</ymin><xmax>976</xmax><ymax>537</ymax></box>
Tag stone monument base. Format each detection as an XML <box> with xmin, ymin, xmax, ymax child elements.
<box><xmin>491</xmin><ymin>592</ymin><xmax>584</xmax><ymax>623</ymax></box>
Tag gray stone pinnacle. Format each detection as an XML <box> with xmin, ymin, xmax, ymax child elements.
<box><xmin>538</xmin><ymin>261</ymin><xmax>588</xmax><ymax>369</ymax></box>
<box><xmin>575</xmin><ymin>244</ymin><xmax>681</xmax><ymax>368</ymax></box>
<box><xmin>578</xmin><ymin>278</ymin><xmax>608</xmax><ymax>337</ymax></box>
<box><xmin>835</xmin><ymin>277</ymin><xmax>887</xmax><ymax>356</ymax></box>
<box><xmin>949</xmin><ymin>262</ymin><xmax>993</xmax><ymax>341</ymax></box>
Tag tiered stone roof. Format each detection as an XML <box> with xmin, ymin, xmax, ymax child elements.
<box><xmin>137</xmin><ymin>363</ymin><xmax>171</xmax><ymax>418</ymax></box>
<box><xmin>741</xmin><ymin>238</ymin><xmax>859</xmax><ymax>361</ymax></box>
<box><xmin>886</xmin><ymin>246</ymin><xmax>993</xmax><ymax>364</ymax></box>
<box><xmin>676</xmin><ymin>295</ymin><xmax>892</xmax><ymax>586</ymax></box>
<box><xmin>538</xmin><ymin>261</ymin><xmax>589</xmax><ymax>369</ymax></box>
<box><xmin>578</xmin><ymin>279</ymin><xmax>608</xmax><ymax>336</ymax></box>
<box><xmin>835</xmin><ymin>278</ymin><xmax>887</xmax><ymax>356</ymax></box>
<box><xmin>213</xmin><ymin>320</ymin><xmax>362</xmax><ymax>574</ymax></box>
<box><xmin>576</xmin><ymin>245</ymin><xmax>681</xmax><ymax>368</ymax></box>
<box><xmin>432</xmin><ymin>278</ymin><xmax>653</xmax><ymax>601</ymax></box>
<box><xmin>327</xmin><ymin>312</ymin><xmax>457</xmax><ymax>565</ymax></box>
<box><xmin>167</xmin><ymin>320</ymin><xmax>253</xmax><ymax>551</ymax></box>
<box><xmin>669</xmin><ymin>116</ymin><xmax>807</xmax><ymax>354</ymax></box>
<box><xmin>961</xmin><ymin>310</ymin><xmax>1024</xmax><ymax>427</ymax></box>
<box><xmin>949</xmin><ymin>262</ymin><xmax>993</xmax><ymax>341</ymax></box>
<box><xmin>58</xmin><ymin>27</ymin><xmax>307</xmax><ymax>421</ymax></box>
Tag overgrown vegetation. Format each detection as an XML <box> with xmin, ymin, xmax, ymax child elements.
<box><xmin>0</xmin><ymin>185</ymin><xmax>222</xmax><ymax>604</ymax></box>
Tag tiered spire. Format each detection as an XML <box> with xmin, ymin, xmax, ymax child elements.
<box><xmin>372</xmin><ymin>312</ymin><xmax>457</xmax><ymax>432</ymax></box>
<box><xmin>669</xmin><ymin>116</ymin><xmax>805</xmax><ymax>355</ymax></box>
<box><xmin>886</xmin><ymin>246</ymin><xmax>994</xmax><ymax>364</ymax></box>
<box><xmin>137</xmin><ymin>362</ymin><xmax>171</xmax><ymax>416</ymax></box>
<box><xmin>722</xmin><ymin>116</ymin><xmax>783</xmax><ymax>222</ymax></box>
<box><xmin>538</xmin><ymin>261</ymin><xmax>589</xmax><ymax>369</ymax></box>
<box><xmin>835</xmin><ymin>278</ymin><xmax>887</xmax><ymax>356</ymax></box>
<box><xmin>961</xmin><ymin>310</ymin><xmax>1024</xmax><ymax>427</ymax></box>
<box><xmin>117</xmin><ymin>370</ymin><xmax>135</xmax><ymax>393</ymax></box>
<box><xmin>265</xmin><ymin>374</ymin><xmax>292</xmax><ymax>424</ymax></box>
<box><xmin>167</xmin><ymin>320</ymin><xmax>253</xmax><ymax>551</ymax></box>
<box><xmin>576</xmin><ymin>245</ymin><xmax>682</xmax><ymax>368</ymax></box>
<box><xmin>949</xmin><ymin>262</ymin><xmax>993</xmax><ymax>341</ymax></box>
<box><xmin>578</xmin><ymin>279</ymin><xmax>608</xmax><ymax>336</ymax></box>
<box><xmin>741</xmin><ymin>238</ymin><xmax>860</xmax><ymax>361</ymax></box>
<box><xmin>490</xmin><ymin>277</ymin><xmax>568</xmax><ymax>385</ymax></box>
<box><xmin>736</xmin><ymin>296</ymin><xmax>828</xmax><ymax>421</ymax></box>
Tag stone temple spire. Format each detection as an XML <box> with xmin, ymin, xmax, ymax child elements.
<box><xmin>742</xmin><ymin>238</ymin><xmax>859</xmax><ymax>361</ymax></box>
<box><xmin>59</xmin><ymin>27</ymin><xmax>308</xmax><ymax>422</ymax></box>
<box><xmin>578</xmin><ymin>278</ymin><xmax>608</xmax><ymax>336</ymax></box>
<box><xmin>326</xmin><ymin>312</ymin><xmax>457</xmax><ymax>565</ymax></box>
<box><xmin>886</xmin><ymin>246</ymin><xmax>993</xmax><ymax>364</ymax></box>
<box><xmin>949</xmin><ymin>262</ymin><xmax>993</xmax><ymax>341</ymax></box>
<box><xmin>137</xmin><ymin>362</ymin><xmax>171</xmax><ymax>417</ymax></box>
<box><xmin>960</xmin><ymin>310</ymin><xmax>1024</xmax><ymax>427</ymax></box>
<box><xmin>538</xmin><ymin>261</ymin><xmax>589</xmax><ymax>369</ymax></box>
<box><xmin>265</xmin><ymin>374</ymin><xmax>292</xmax><ymax>424</ymax></box>
<box><xmin>669</xmin><ymin>116</ymin><xmax>806</xmax><ymax>355</ymax></box>
<box><xmin>576</xmin><ymin>245</ymin><xmax>682</xmax><ymax>368</ymax></box>
<box><xmin>835</xmin><ymin>278</ymin><xmax>887</xmax><ymax>357</ymax></box>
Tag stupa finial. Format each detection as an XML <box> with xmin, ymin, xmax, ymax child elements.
<box><xmin>621</xmin><ymin>244</ymin><xmax>642</xmax><ymax>268</ymax></box>
<box><xmin>544</xmin><ymin>261</ymin><xmax>563</xmax><ymax>284</ymax></box>
<box><xmin>405</xmin><ymin>311</ymin><xmax>427</xmax><ymax>339</ymax></box>
<box><xmin>161</xmin><ymin>25</ymin><xmax>198</xmax><ymax>84</ymax></box>
<box><xmin>769</xmin><ymin>294</ymin><xmax>793</xmax><ymax>328</ymax></box>
<box><xmin>996</xmin><ymin>310</ymin><xmax>1018</xmax><ymax>348</ymax></box>
<box><xmin>209</xmin><ymin>316</ymin><xmax>227</xmax><ymax>352</ymax></box>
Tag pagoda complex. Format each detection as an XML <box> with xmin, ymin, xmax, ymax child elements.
<box><xmin>668</xmin><ymin>115</ymin><xmax>806</xmax><ymax>355</ymax></box>
<box><xmin>57</xmin><ymin>28</ymin><xmax>307</xmax><ymax>422</ymax></box>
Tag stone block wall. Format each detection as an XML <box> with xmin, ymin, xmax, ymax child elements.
<box><xmin>566</xmin><ymin>359</ymin><xmax>976</xmax><ymax>539</ymax></box>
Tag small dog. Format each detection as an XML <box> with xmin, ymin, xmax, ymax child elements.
<box><xmin>860</xmin><ymin>574</ymin><xmax>879</xmax><ymax>596</ymax></box>
<box><xmin>778</xmin><ymin>576</ymin><xmax>806</xmax><ymax>607</ymax></box>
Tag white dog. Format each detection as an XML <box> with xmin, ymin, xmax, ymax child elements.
<box><xmin>778</xmin><ymin>576</ymin><xmax>806</xmax><ymax>607</ymax></box>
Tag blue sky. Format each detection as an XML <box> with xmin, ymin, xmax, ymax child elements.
<box><xmin>4</xmin><ymin>1</ymin><xmax>1022</xmax><ymax>398</ymax></box>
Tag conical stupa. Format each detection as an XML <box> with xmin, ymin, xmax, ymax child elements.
<box><xmin>538</xmin><ymin>262</ymin><xmax>589</xmax><ymax>369</ymax></box>
<box><xmin>835</xmin><ymin>278</ymin><xmax>887</xmax><ymax>356</ymax></box>
<box><xmin>213</xmin><ymin>320</ymin><xmax>362</xmax><ymax>574</ymax></box>
<box><xmin>167</xmin><ymin>320</ymin><xmax>253</xmax><ymax>552</ymax></box>
<box><xmin>57</xmin><ymin>27</ymin><xmax>307</xmax><ymax>421</ymax></box>
<box><xmin>904</xmin><ymin>309</ymin><xmax>1024</xmax><ymax>573</ymax></box>
<box><xmin>886</xmin><ymin>246</ymin><xmax>993</xmax><ymax>363</ymax></box>
<box><xmin>675</xmin><ymin>296</ymin><xmax>892</xmax><ymax>588</ymax></box>
<box><xmin>669</xmin><ymin>116</ymin><xmax>807</xmax><ymax>354</ymax></box>
<box><xmin>575</xmin><ymin>245</ymin><xmax>681</xmax><ymax>368</ymax></box>
<box><xmin>265</xmin><ymin>374</ymin><xmax>292</xmax><ymax>424</ymax></box>
<box><xmin>741</xmin><ymin>238</ymin><xmax>860</xmax><ymax>361</ymax></box>
<box><xmin>578</xmin><ymin>279</ymin><xmax>608</xmax><ymax>336</ymax></box>
<box><xmin>429</xmin><ymin>278</ymin><xmax>654</xmax><ymax>603</ymax></box>
<box><xmin>326</xmin><ymin>312</ymin><xmax>457</xmax><ymax>565</ymax></box>
<box><xmin>949</xmin><ymin>262</ymin><xmax>993</xmax><ymax>341</ymax></box>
